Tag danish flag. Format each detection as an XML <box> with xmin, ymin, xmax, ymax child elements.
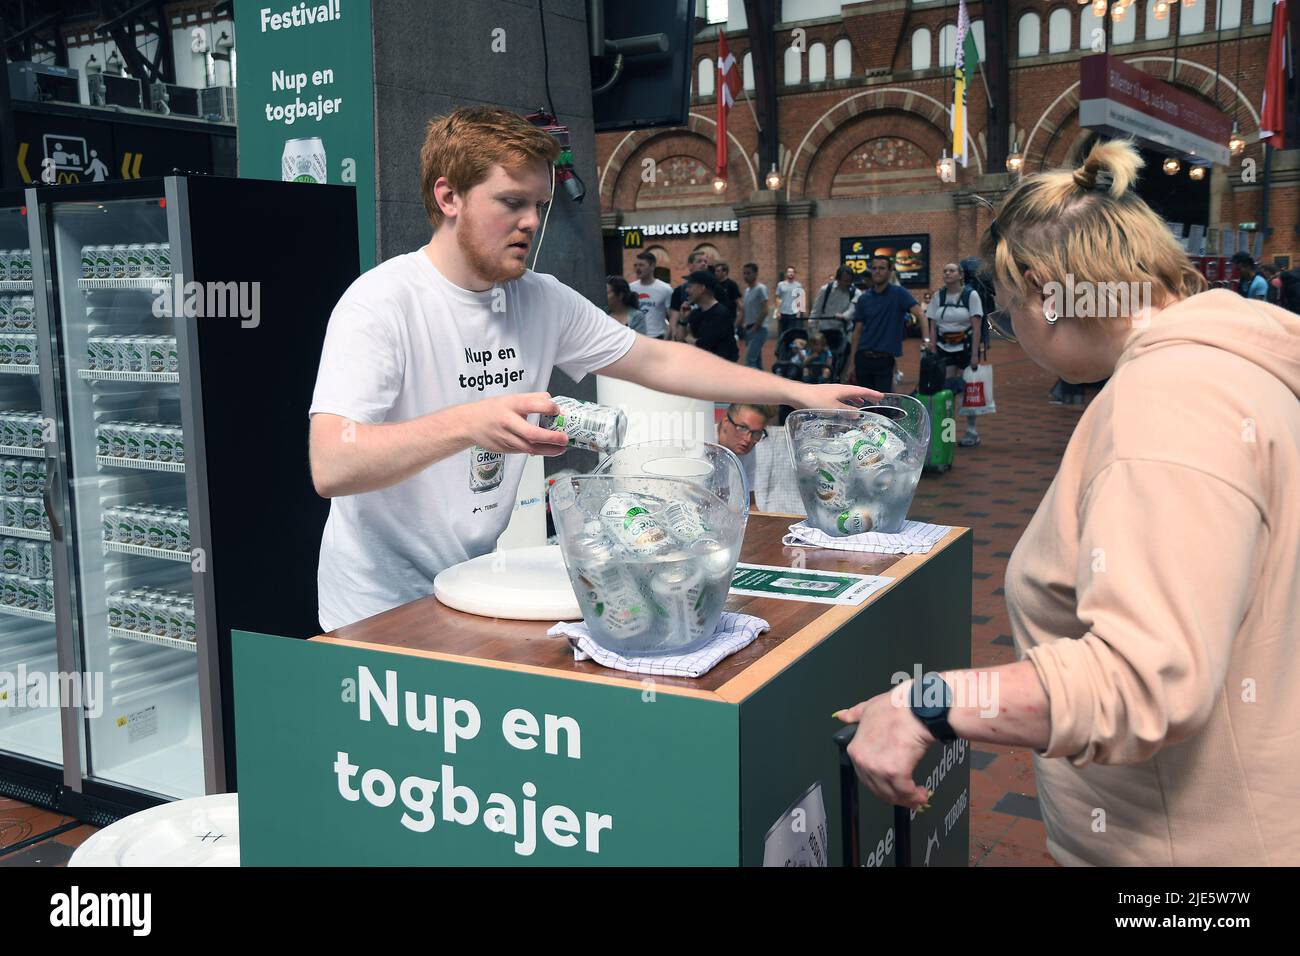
<box><xmin>716</xmin><ymin>31</ymin><xmax>742</xmax><ymax>180</ymax></box>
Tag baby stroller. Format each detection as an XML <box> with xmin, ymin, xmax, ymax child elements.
<box><xmin>818</xmin><ymin>318</ymin><xmax>852</xmax><ymax>381</ymax></box>
<box><xmin>773</xmin><ymin>325</ymin><xmax>809</xmax><ymax>364</ymax></box>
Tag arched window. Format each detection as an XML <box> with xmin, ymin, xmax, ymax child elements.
<box><xmin>1218</xmin><ymin>0</ymin><xmax>1243</xmax><ymax>30</ymax></box>
<box><xmin>808</xmin><ymin>42</ymin><xmax>827</xmax><ymax>83</ymax></box>
<box><xmin>1113</xmin><ymin>4</ymin><xmax>1138</xmax><ymax>44</ymax></box>
<box><xmin>1018</xmin><ymin>11</ymin><xmax>1042</xmax><ymax>57</ymax></box>
<box><xmin>911</xmin><ymin>28</ymin><xmax>932</xmax><ymax>70</ymax></box>
<box><xmin>783</xmin><ymin>43</ymin><xmax>802</xmax><ymax>85</ymax></box>
<box><xmin>1253</xmin><ymin>0</ymin><xmax>1275</xmax><ymax>25</ymax></box>
<box><xmin>971</xmin><ymin>20</ymin><xmax>985</xmax><ymax>60</ymax></box>
<box><xmin>1080</xmin><ymin>5</ymin><xmax>1104</xmax><ymax>50</ymax></box>
<box><xmin>742</xmin><ymin>51</ymin><xmax>754</xmax><ymax>91</ymax></box>
<box><xmin>833</xmin><ymin>37</ymin><xmax>852</xmax><ymax>79</ymax></box>
<box><xmin>697</xmin><ymin>57</ymin><xmax>715</xmax><ymax>97</ymax></box>
<box><xmin>1146</xmin><ymin>0</ymin><xmax>1171</xmax><ymax>41</ymax></box>
<box><xmin>1179</xmin><ymin>0</ymin><xmax>1206</xmax><ymax>34</ymax></box>
<box><xmin>1048</xmin><ymin>8</ymin><xmax>1071</xmax><ymax>53</ymax></box>
<box><xmin>938</xmin><ymin>23</ymin><xmax>957</xmax><ymax>67</ymax></box>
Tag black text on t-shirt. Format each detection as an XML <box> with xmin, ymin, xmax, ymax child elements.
<box><xmin>459</xmin><ymin>345</ymin><xmax>528</xmax><ymax>392</ymax></box>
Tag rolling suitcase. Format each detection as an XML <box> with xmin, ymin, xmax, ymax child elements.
<box><xmin>834</xmin><ymin>724</ymin><xmax>911</xmax><ymax>867</ymax></box>
<box><xmin>920</xmin><ymin>389</ymin><xmax>955</xmax><ymax>473</ymax></box>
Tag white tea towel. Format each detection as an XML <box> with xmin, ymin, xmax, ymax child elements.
<box><xmin>782</xmin><ymin>519</ymin><xmax>951</xmax><ymax>554</ymax></box>
<box><xmin>547</xmin><ymin>611</ymin><xmax>770</xmax><ymax>678</ymax></box>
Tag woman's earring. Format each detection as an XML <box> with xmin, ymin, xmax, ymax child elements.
<box><xmin>1044</xmin><ymin>301</ymin><xmax>1059</xmax><ymax>325</ymax></box>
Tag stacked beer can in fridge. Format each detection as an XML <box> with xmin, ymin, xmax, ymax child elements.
<box><xmin>106</xmin><ymin>587</ymin><xmax>196</xmax><ymax>642</ymax></box>
<box><xmin>95</xmin><ymin>420</ymin><xmax>185</xmax><ymax>463</ymax></box>
<box><xmin>101</xmin><ymin>504</ymin><xmax>190</xmax><ymax>554</ymax></box>
<box><xmin>0</xmin><ymin>536</ymin><xmax>54</xmax><ymax>612</ymax></box>
<box><xmin>79</xmin><ymin>243</ymin><xmax>171</xmax><ymax>281</ymax></box>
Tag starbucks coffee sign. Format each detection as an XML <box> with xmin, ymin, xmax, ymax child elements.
<box><xmin>620</xmin><ymin>219</ymin><xmax>739</xmax><ymax>247</ymax></box>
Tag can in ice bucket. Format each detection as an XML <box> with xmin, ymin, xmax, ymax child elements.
<box><xmin>282</xmin><ymin>137</ymin><xmax>327</xmax><ymax>184</ymax></box>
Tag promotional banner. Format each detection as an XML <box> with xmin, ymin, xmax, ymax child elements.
<box><xmin>842</xmin><ymin>234</ymin><xmax>931</xmax><ymax>287</ymax></box>
<box><xmin>234</xmin><ymin>0</ymin><xmax>376</xmax><ymax>269</ymax></box>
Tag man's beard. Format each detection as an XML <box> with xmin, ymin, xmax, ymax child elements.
<box><xmin>457</xmin><ymin>209</ymin><xmax>529</xmax><ymax>284</ymax></box>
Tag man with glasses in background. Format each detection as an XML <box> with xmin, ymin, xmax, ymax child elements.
<box><xmin>716</xmin><ymin>402</ymin><xmax>772</xmax><ymax>510</ymax></box>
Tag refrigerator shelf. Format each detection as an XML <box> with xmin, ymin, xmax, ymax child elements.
<box><xmin>0</xmin><ymin>604</ymin><xmax>56</xmax><ymax>623</ymax></box>
<box><xmin>0</xmin><ymin>524</ymin><xmax>50</xmax><ymax>541</ymax></box>
<box><xmin>0</xmin><ymin>363</ymin><xmax>38</xmax><ymax>376</ymax></box>
<box><xmin>108</xmin><ymin>627</ymin><xmax>196</xmax><ymax>653</ymax></box>
<box><xmin>0</xmin><ymin>444</ymin><xmax>43</xmax><ymax>458</ymax></box>
<box><xmin>104</xmin><ymin>540</ymin><xmax>190</xmax><ymax>563</ymax></box>
<box><xmin>78</xmin><ymin>369</ymin><xmax>180</xmax><ymax>384</ymax></box>
<box><xmin>0</xmin><ymin>280</ymin><xmax>33</xmax><ymax>291</ymax></box>
<box><xmin>96</xmin><ymin>455</ymin><xmax>185</xmax><ymax>473</ymax></box>
<box><xmin>78</xmin><ymin>278</ymin><xmax>166</xmax><ymax>291</ymax></box>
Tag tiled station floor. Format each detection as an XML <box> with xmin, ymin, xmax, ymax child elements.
<box><xmin>0</xmin><ymin>333</ymin><xmax>1085</xmax><ymax>868</ymax></box>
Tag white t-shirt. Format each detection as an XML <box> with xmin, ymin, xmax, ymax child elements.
<box><xmin>633</xmin><ymin>278</ymin><xmax>672</xmax><ymax>337</ymax></box>
<box><xmin>776</xmin><ymin>279</ymin><xmax>805</xmax><ymax>315</ymax></box>
<box><xmin>309</xmin><ymin>250</ymin><xmax>637</xmax><ymax>630</ymax></box>
<box><xmin>925</xmin><ymin>287</ymin><xmax>984</xmax><ymax>351</ymax></box>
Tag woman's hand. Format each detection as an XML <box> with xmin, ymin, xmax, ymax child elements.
<box><xmin>787</xmin><ymin>381</ymin><xmax>881</xmax><ymax>409</ymax></box>
<box><xmin>834</xmin><ymin>685</ymin><xmax>934</xmax><ymax>810</ymax></box>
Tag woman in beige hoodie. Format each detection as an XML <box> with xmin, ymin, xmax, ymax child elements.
<box><xmin>835</xmin><ymin>139</ymin><xmax>1300</xmax><ymax>866</ymax></box>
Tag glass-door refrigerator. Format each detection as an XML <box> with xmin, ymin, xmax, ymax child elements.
<box><xmin>0</xmin><ymin>193</ymin><xmax>65</xmax><ymax>806</ymax></box>
<box><xmin>1</xmin><ymin>176</ymin><xmax>359</xmax><ymax>823</ymax></box>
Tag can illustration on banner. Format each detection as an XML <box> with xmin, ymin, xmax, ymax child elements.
<box><xmin>282</xmin><ymin>137</ymin><xmax>327</xmax><ymax>184</ymax></box>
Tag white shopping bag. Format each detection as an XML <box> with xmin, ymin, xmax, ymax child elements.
<box><xmin>961</xmin><ymin>365</ymin><xmax>996</xmax><ymax>415</ymax></box>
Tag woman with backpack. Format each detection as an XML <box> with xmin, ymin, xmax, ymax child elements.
<box><xmin>924</xmin><ymin>262</ymin><xmax>984</xmax><ymax>446</ymax></box>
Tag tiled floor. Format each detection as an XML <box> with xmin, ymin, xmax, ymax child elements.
<box><xmin>0</xmin><ymin>333</ymin><xmax>1086</xmax><ymax>867</ymax></box>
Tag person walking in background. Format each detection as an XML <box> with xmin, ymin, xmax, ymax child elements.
<box><xmin>739</xmin><ymin>262</ymin><xmax>770</xmax><ymax>370</ymax></box>
<box><xmin>776</xmin><ymin>265</ymin><xmax>805</xmax><ymax>334</ymax></box>
<box><xmin>848</xmin><ymin>255</ymin><xmax>923</xmax><ymax>392</ymax></box>
<box><xmin>1233</xmin><ymin>252</ymin><xmax>1269</xmax><ymax>300</ymax></box>
<box><xmin>713</xmin><ymin>261</ymin><xmax>742</xmax><ymax>320</ymax></box>
<box><xmin>925</xmin><ymin>261</ymin><xmax>984</xmax><ymax>446</ymax></box>
<box><xmin>683</xmin><ymin>269</ymin><xmax>739</xmax><ymax>362</ymax></box>
<box><xmin>606</xmin><ymin>275</ymin><xmax>645</xmax><ymax>332</ymax></box>
<box><xmin>631</xmin><ymin>250</ymin><xmax>672</xmax><ymax>339</ymax></box>
<box><xmin>1259</xmin><ymin>264</ymin><xmax>1281</xmax><ymax>305</ymax></box>
<box><xmin>669</xmin><ymin>249</ymin><xmax>710</xmax><ymax>341</ymax></box>
<box><xmin>834</xmin><ymin>138</ymin><xmax>1300</xmax><ymax>866</ymax></box>
<box><xmin>809</xmin><ymin>266</ymin><xmax>859</xmax><ymax>335</ymax></box>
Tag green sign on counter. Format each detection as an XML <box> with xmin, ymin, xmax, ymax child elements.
<box><xmin>234</xmin><ymin>632</ymin><xmax>740</xmax><ymax>865</ymax></box>
<box><xmin>234</xmin><ymin>0</ymin><xmax>376</xmax><ymax>269</ymax></box>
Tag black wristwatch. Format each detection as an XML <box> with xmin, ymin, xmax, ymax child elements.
<box><xmin>910</xmin><ymin>672</ymin><xmax>958</xmax><ymax>743</ymax></box>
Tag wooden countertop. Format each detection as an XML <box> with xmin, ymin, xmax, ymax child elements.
<box><xmin>312</xmin><ymin>514</ymin><xmax>968</xmax><ymax>703</ymax></box>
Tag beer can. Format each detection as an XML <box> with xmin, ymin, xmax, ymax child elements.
<box><xmin>2</xmin><ymin>497</ymin><xmax>19</xmax><ymax>530</ymax></box>
<box><xmin>0</xmin><ymin>251</ymin><xmax>11</xmax><ymax>282</ymax></box>
<box><xmin>110</xmin><ymin>244</ymin><xmax>128</xmax><ymax>280</ymax></box>
<box><xmin>145</xmin><ymin>508</ymin><xmax>167</xmax><ymax>549</ymax></box>
<box><xmin>123</xmin><ymin>424</ymin><xmax>143</xmax><ymax>460</ymax></box>
<box><xmin>660</xmin><ymin>500</ymin><xmax>710</xmax><ymax>545</ymax></box>
<box><xmin>177</xmin><ymin>514</ymin><xmax>191</xmax><ymax>552</ymax></box>
<box><xmin>156</xmin><ymin>243</ymin><xmax>171</xmax><ymax>276</ymax></box>
<box><xmin>119</xmin><ymin>591</ymin><xmax>138</xmax><ymax>632</ymax></box>
<box><xmin>0</xmin><ymin>459</ymin><xmax>17</xmax><ymax>496</ymax></box>
<box><xmin>25</xmin><ymin>413</ymin><xmax>42</xmax><ymax>449</ymax></box>
<box><xmin>141</xmin><ymin>426</ymin><xmax>159</xmax><ymax>461</ymax></box>
<box><xmin>146</xmin><ymin>336</ymin><xmax>167</xmax><ymax>374</ymax></box>
<box><xmin>94</xmin><ymin>423</ymin><xmax>109</xmax><ymax>458</ymax></box>
<box><xmin>282</xmin><ymin>137</ymin><xmax>327</xmax><ymax>184</ymax></box>
<box><xmin>166</xmin><ymin>599</ymin><xmax>185</xmax><ymax>641</ymax></box>
<box><xmin>109</xmin><ymin>421</ymin><xmax>128</xmax><ymax>459</ymax></box>
<box><xmin>1</xmin><ymin>537</ymin><xmax>19</xmax><ymax>572</ymax></box>
<box><xmin>102</xmin><ymin>506</ymin><xmax>117</xmax><ymax>543</ymax></box>
<box><xmin>538</xmin><ymin>396</ymin><xmax>627</xmax><ymax>454</ymax></box>
<box><xmin>17</xmin><ymin>575</ymin><xmax>35</xmax><ymax>610</ymax></box>
<box><xmin>21</xmin><ymin>496</ymin><xmax>40</xmax><ymax>531</ymax></box>
<box><xmin>20</xmin><ymin>540</ymin><xmax>38</xmax><ymax>577</ymax></box>
<box><xmin>114</xmin><ymin>506</ymin><xmax>133</xmax><ymax>544</ymax></box>
<box><xmin>125</xmin><ymin>244</ymin><xmax>145</xmax><ymax>279</ymax></box>
<box><xmin>0</xmin><ymin>573</ymin><xmax>16</xmax><ymax>607</ymax></box>
<box><xmin>469</xmin><ymin>446</ymin><xmax>503</xmax><ymax>494</ymax></box>
<box><xmin>12</xmin><ymin>334</ymin><xmax>34</xmax><ymax>366</ymax></box>
<box><xmin>19</xmin><ymin>459</ymin><xmax>41</xmax><ymax>497</ymax></box>
<box><xmin>599</xmin><ymin>492</ymin><xmax>671</xmax><ymax>556</ymax></box>
<box><xmin>170</xmin><ymin>426</ymin><xmax>185</xmax><ymax>464</ymax></box>
<box><xmin>183</xmin><ymin>600</ymin><xmax>196</xmax><ymax>642</ymax></box>
<box><xmin>106</xmin><ymin>590</ymin><xmax>123</xmax><ymax>629</ymax></box>
<box><xmin>129</xmin><ymin>507</ymin><xmax>148</xmax><ymax>546</ymax></box>
<box><xmin>650</xmin><ymin>560</ymin><xmax>709</xmax><ymax>646</ymax></box>
<box><xmin>0</xmin><ymin>296</ymin><xmax>10</xmax><ymax>332</ymax></box>
<box><xmin>123</xmin><ymin>336</ymin><xmax>145</xmax><ymax>373</ymax></box>
<box><xmin>155</xmin><ymin>426</ymin><xmax>173</xmax><ymax>463</ymax></box>
<box><xmin>141</xmin><ymin>243</ymin><xmax>161</xmax><ymax>279</ymax></box>
<box><xmin>10</xmin><ymin>296</ymin><xmax>33</xmax><ymax>330</ymax></box>
<box><xmin>162</xmin><ymin>511</ymin><xmax>180</xmax><ymax>551</ymax></box>
<box><xmin>81</xmin><ymin>245</ymin><xmax>97</xmax><ymax>280</ymax></box>
<box><xmin>17</xmin><ymin>249</ymin><xmax>30</xmax><ymax>282</ymax></box>
<box><xmin>811</xmin><ymin>438</ymin><xmax>852</xmax><ymax>511</ymax></box>
<box><xmin>165</xmin><ymin>337</ymin><xmax>179</xmax><ymax>373</ymax></box>
<box><xmin>94</xmin><ymin>245</ymin><xmax>112</xmax><ymax>280</ymax></box>
<box><xmin>0</xmin><ymin>334</ymin><xmax>12</xmax><ymax>367</ymax></box>
<box><xmin>39</xmin><ymin>542</ymin><xmax>50</xmax><ymax>578</ymax></box>
<box><xmin>97</xmin><ymin>336</ymin><xmax>117</xmax><ymax>371</ymax></box>
<box><xmin>569</xmin><ymin>533</ymin><xmax>652</xmax><ymax>640</ymax></box>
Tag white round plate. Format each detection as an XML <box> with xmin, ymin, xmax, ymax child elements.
<box><xmin>434</xmin><ymin>545</ymin><xmax>580</xmax><ymax>621</ymax></box>
<box><xmin>68</xmin><ymin>793</ymin><xmax>239</xmax><ymax>867</ymax></box>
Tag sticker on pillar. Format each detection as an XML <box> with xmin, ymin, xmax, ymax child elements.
<box><xmin>763</xmin><ymin>780</ymin><xmax>829</xmax><ymax>866</ymax></box>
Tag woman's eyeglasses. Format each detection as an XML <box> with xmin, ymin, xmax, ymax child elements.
<box><xmin>725</xmin><ymin>412</ymin><xmax>768</xmax><ymax>441</ymax></box>
<box><xmin>984</xmin><ymin>308</ymin><xmax>1016</xmax><ymax>343</ymax></box>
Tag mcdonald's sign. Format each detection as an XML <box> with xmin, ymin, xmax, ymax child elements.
<box><xmin>623</xmin><ymin>227</ymin><xmax>644</xmax><ymax>249</ymax></box>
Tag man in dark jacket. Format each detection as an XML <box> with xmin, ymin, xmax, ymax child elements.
<box><xmin>684</xmin><ymin>269</ymin><xmax>739</xmax><ymax>362</ymax></box>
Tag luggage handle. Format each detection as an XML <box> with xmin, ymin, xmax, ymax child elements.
<box><xmin>833</xmin><ymin>723</ymin><xmax>911</xmax><ymax>868</ymax></box>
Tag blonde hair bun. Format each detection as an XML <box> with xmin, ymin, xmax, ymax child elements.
<box><xmin>1072</xmin><ymin>138</ymin><xmax>1144</xmax><ymax>197</ymax></box>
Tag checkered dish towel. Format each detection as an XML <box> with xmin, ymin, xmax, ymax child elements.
<box><xmin>782</xmin><ymin>519</ymin><xmax>951</xmax><ymax>554</ymax></box>
<box><xmin>547</xmin><ymin>611</ymin><xmax>770</xmax><ymax>678</ymax></box>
